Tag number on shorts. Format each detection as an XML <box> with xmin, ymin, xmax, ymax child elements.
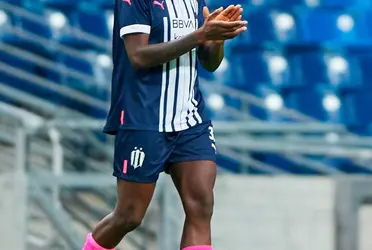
<box><xmin>208</xmin><ymin>126</ymin><xmax>216</xmax><ymax>142</ymax></box>
<box><xmin>209</xmin><ymin>126</ymin><xmax>217</xmax><ymax>154</ymax></box>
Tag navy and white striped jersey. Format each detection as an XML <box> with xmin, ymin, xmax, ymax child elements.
<box><xmin>103</xmin><ymin>0</ymin><xmax>209</xmax><ymax>134</ymax></box>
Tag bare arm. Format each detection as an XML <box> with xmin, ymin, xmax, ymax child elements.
<box><xmin>197</xmin><ymin>41</ymin><xmax>225</xmax><ymax>72</ymax></box>
<box><xmin>124</xmin><ymin>9</ymin><xmax>246</xmax><ymax>69</ymax></box>
<box><xmin>124</xmin><ymin>29</ymin><xmax>205</xmax><ymax>69</ymax></box>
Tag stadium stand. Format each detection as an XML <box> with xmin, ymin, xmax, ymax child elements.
<box><xmin>2</xmin><ymin>0</ymin><xmax>372</xmax><ymax>248</ymax></box>
<box><xmin>2</xmin><ymin>0</ymin><xmax>372</xmax><ymax>173</ymax></box>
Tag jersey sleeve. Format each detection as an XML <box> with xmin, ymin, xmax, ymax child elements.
<box><xmin>118</xmin><ymin>0</ymin><xmax>152</xmax><ymax>37</ymax></box>
<box><xmin>197</xmin><ymin>0</ymin><xmax>207</xmax><ymax>28</ymax></box>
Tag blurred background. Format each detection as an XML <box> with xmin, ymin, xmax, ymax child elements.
<box><xmin>1</xmin><ymin>0</ymin><xmax>372</xmax><ymax>249</ymax></box>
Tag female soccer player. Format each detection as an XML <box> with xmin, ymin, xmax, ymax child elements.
<box><xmin>83</xmin><ymin>0</ymin><xmax>247</xmax><ymax>249</ymax></box>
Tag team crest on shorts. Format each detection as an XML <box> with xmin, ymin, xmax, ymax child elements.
<box><xmin>131</xmin><ymin>147</ymin><xmax>146</xmax><ymax>169</ymax></box>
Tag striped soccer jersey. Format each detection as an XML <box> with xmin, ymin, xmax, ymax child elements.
<box><xmin>103</xmin><ymin>0</ymin><xmax>209</xmax><ymax>134</ymax></box>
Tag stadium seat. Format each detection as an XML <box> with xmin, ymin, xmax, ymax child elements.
<box><xmin>5</xmin><ymin>0</ymin><xmax>24</xmax><ymax>6</ymax></box>
<box><xmin>18</xmin><ymin>15</ymin><xmax>52</xmax><ymax>39</ymax></box>
<box><xmin>342</xmin><ymin>91</ymin><xmax>372</xmax><ymax>132</ymax></box>
<box><xmin>73</xmin><ymin>10</ymin><xmax>110</xmax><ymax>39</ymax></box>
<box><xmin>39</xmin><ymin>0</ymin><xmax>78</xmax><ymax>10</ymax></box>
<box><xmin>237</xmin><ymin>9</ymin><xmax>297</xmax><ymax>44</ymax></box>
<box><xmin>0</xmin><ymin>50</ymin><xmax>35</xmax><ymax>71</ymax></box>
<box><xmin>94</xmin><ymin>0</ymin><xmax>115</xmax><ymax>10</ymax></box>
<box><xmin>250</xmin><ymin>86</ymin><xmax>286</xmax><ymax>121</ymax></box>
<box><xmin>48</xmin><ymin>8</ymin><xmax>108</xmax><ymax>50</ymax></box>
<box><xmin>323</xmin><ymin>158</ymin><xmax>372</xmax><ymax>174</ymax></box>
<box><xmin>286</xmin><ymin>49</ymin><xmax>363</xmax><ymax>90</ymax></box>
<box><xmin>0</xmin><ymin>51</ymin><xmax>37</xmax><ymax>94</ymax></box>
<box><xmin>355</xmin><ymin>54</ymin><xmax>372</xmax><ymax>90</ymax></box>
<box><xmin>285</xmin><ymin>49</ymin><xmax>329</xmax><ymax>88</ymax></box>
<box><xmin>269</xmin><ymin>0</ymin><xmax>307</xmax><ymax>8</ymax></box>
<box><xmin>324</xmin><ymin>54</ymin><xmax>361</xmax><ymax>90</ymax></box>
<box><xmin>57</xmin><ymin>52</ymin><xmax>94</xmax><ymax>89</ymax></box>
<box><xmin>0</xmin><ymin>10</ymin><xmax>16</xmax><ymax>41</ymax></box>
<box><xmin>263</xmin><ymin>0</ymin><xmax>365</xmax><ymax>8</ymax></box>
<box><xmin>312</xmin><ymin>0</ymin><xmax>359</xmax><ymax>8</ymax></box>
<box><xmin>253</xmin><ymin>153</ymin><xmax>321</xmax><ymax>174</ymax></box>
<box><xmin>283</xmin><ymin>88</ymin><xmax>342</xmax><ymax>122</ymax></box>
<box><xmin>207</xmin><ymin>0</ymin><xmax>249</xmax><ymax>10</ymax></box>
<box><xmin>227</xmin><ymin>48</ymin><xmax>271</xmax><ymax>92</ymax></box>
<box><xmin>216</xmin><ymin>155</ymin><xmax>242</xmax><ymax>173</ymax></box>
<box><xmin>295</xmin><ymin>9</ymin><xmax>370</xmax><ymax>46</ymax></box>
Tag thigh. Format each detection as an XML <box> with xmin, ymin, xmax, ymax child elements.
<box><xmin>113</xmin><ymin>130</ymin><xmax>170</xmax><ymax>183</ymax></box>
<box><xmin>169</xmin><ymin>160</ymin><xmax>216</xmax><ymax>213</ymax></box>
<box><xmin>168</xmin><ymin>122</ymin><xmax>217</xmax><ymax>206</ymax></box>
<box><xmin>115</xmin><ymin>179</ymin><xmax>156</xmax><ymax>218</ymax></box>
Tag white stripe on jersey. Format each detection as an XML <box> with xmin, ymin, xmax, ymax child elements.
<box><xmin>163</xmin><ymin>0</ymin><xmax>177</xmax><ymax>132</ymax></box>
<box><xmin>173</xmin><ymin>0</ymin><xmax>184</xmax><ymax>17</ymax></box>
<box><xmin>159</xmin><ymin>17</ymin><xmax>169</xmax><ymax>132</ymax></box>
<box><xmin>174</xmin><ymin>0</ymin><xmax>190</xmax><ymax>131</ymax></box>
<box><xmin>190</xmin><ymin>77</ymin><xmax>202</xmax><ymax>123</ymax></box>
<box><xmin>165</xmin><ymin>0</ymin><xmax>176</xmax><ymax>18</ymax></box>
<box><xmin>165</xmin><ymin>60</ymin><xmax>177</xmax><ymax>131</ymax></box>
<box><xmin>159</xmin><ymin>0</ymin><xmax>202</xmax><ymax>132</ymax></box>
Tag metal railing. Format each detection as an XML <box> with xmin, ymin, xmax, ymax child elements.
<box><xmin>202</xmin><ymin>82</ymin><xmax>372</xmax><ymax>172</ymax></box>
<box><xmin>0</xmin><ymin>103</ymin><xmax>155</xmax><ymax>250</ymax></box>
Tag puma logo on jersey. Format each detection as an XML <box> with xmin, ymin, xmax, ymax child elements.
<box><xmin>122</xmin><ymin>0</ymin><xmax>131</xmax><ymax>5</ymax></box>
<box><xmin>154</xmin><ymin>0</ymin><xmax>165</xmax><ymax>10</ymax></box>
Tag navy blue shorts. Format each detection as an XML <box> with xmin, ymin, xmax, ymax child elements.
<box><xmin>113</xmin><ymin>121</ymin><xmax>217</xmax><ymax>183</ymax></box>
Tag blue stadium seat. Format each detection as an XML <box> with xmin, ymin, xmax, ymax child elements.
<box><xmin>39</xmin><ymin>0</ymin><xmax>78</xmax><ymax>10</ymax></box>
<box><xmin>56</xmin><ymin>52</ymin><xmax>109</xmax><ymax>102</ymax></box>
<box><xmin>74</xmin><ymin>10</ymin><xmax>110</xmax><ymax>39</ymax></box>
<box><xmin>265</xmin><ymin>54</ymin><xmax>291</xmax><ymax>88</ymax></box>
<box><xmin>50</xmin><ymin>9</ymin><xmax>107</xmax><ymax>50</ymax></box>
<box><xmin>323</xmin><ymin>158</ymin><xmax>372</xmax><ymax>174</ymax></box>
<box><xmin>0</xmin><ymin>10</ymin><xmax>17</xmax><ymax>41</ymax></box>
<box><xmin>0</xmin><ymin>51</ymin><xmax>36</xmax><ymax>93</ymax></box>
<box><xmin>286</xmin><ymin>50</ymin><xmax>361</xmax><ymax>90</ymax></box>
<box><xmin>253</xmin><ymin>153</ymin><xmax>321</xmax><ymax>174</ymax></box>
<box><xmin>57</xmin><ymin>53</ymin><xmax>94</xmax><ymax>90</ymax></box>
<box><xmin>6</xmin><ymin>0</ymin><xmax>24</xmax><ymax>6</ymax></box>
<box><xmin>285</xmin><ymin>49</ymin><xmax>329</xmax><ymax>88</ymax></box>
<box><xmin>251</xmin><ymin>86</ymin><xmax>287</xmax><ymax>121</ymax></box>
<box><xmin>342</xmin><ymin>91</ymin><xmax>372</xmax><ymax>132</ymax></box>
<box><xmin>216</xmin><ymin>155</ymin><xmax>242</xmax><ymax>173</ymax></box>
<box><xmin>18</xmin><ymin>15</ymin><xmax>52</xmax><ymax>39</ymax></box>
<box><xmin>324</xmin><ymin>54</ymin><xmax>361</xmax><ymax>90</ymax></box>
<box><xmin>98</xmin><ymin>0</ymin><xmax>115</xmax><ymax>9</ymax></box>
<box><xmin>207</xmin><ymin>0</ymin><xmax>249</xmax><ymax>10</ymax></box>
<box><xmin>227</xmin><ymin>48</ymin><xmax>271</xmax><ymax>92</ymax></box>
<box><xmin>0</xmin><ymin>51</ymin><xmax>35</xmax><ymax>71</ymax></box>
<box><xmin>269</xmin><ymin>0</ymin><xmax>306</xmax><ymax>8</ymax></box>
<box><xmin>1</xmin><ymin>10</ymin><xmax>53</xmax><ymax>56</ymax></box>
<box><xmin>355</xmin><ymin>54</ymin><xmax>372</xmax><ymax>90</ymax></box>
<box><xmin>267</xmin><ymin>0</ymin><xmax>369</xmax><ymax>8</ymax></box>
<box><xmin>362</xmin><ymin>10</ymin><xmax>372</xmax><ymax>41</ymax></box>
<box><xmin>283</xmin><ymin>88</ymin><xmax>342</xmax><ymax>122</ymax></box>
<box><xmin>22</xmin><ymin>0</ymin><xmax>45</xmax><ymax>14</ymax></box>
<box><xmin>238</xmin><ymin>9</ymin><xmax>297</xmax><ymax>44</ymax></box>
<box><xmin>314</xmin><ymin>0</ymin><xmax>360</xmax><ymax>8</ymax></box>
<box><xmin>60</xmin><ymin>54</ymin><xmax>93</xmax><ymax>75</ymax></box>
<box><xmin>295</xmin><ymin>9</ymin><xmax>369</xmax><ymax>46</ymax></box>
<box><xmin>0</xmin><ymin>66</ymin><xmax>57</xmax><ymax>101</ymax></box>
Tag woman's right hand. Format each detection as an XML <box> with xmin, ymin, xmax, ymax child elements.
<box><xmin>199</xmin><ymin>8</ymin><xmax>247</xmax><ymax>42</ymax></box>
